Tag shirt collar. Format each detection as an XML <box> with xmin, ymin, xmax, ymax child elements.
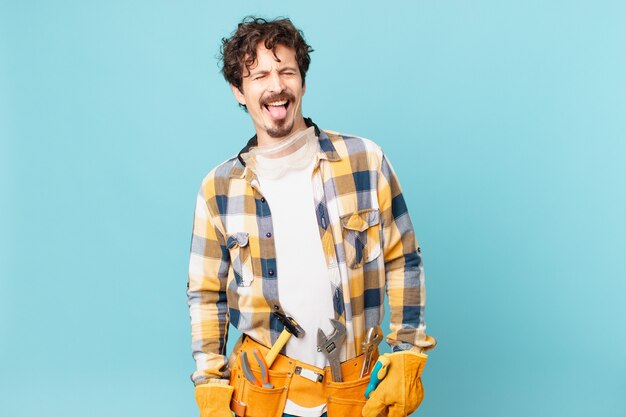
<box><xmin>231</xmin><ymin>117</ymin><xmax>340</xmax><ymax>179</ymax></box>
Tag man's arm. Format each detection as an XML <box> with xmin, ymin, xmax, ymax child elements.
<box><xmin>187</xmin><ymin>188</ymin><xmax>231</xmax><ymax>384</ymax></box>
<box><xmin>377</xmin><ymin>153</ymin><xmax>435</xmax><ymax>352</ymax></box>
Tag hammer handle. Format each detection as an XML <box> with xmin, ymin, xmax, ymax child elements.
<box><xmin>265</xmin><ymin>329</ymin><xmax>292</xmax><ymax>368</ymax></box>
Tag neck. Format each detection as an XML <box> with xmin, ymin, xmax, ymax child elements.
<box><xmin>256</xmin><ymin>116</ymin><xmax>308</xmax><ymax>147</ymax></box>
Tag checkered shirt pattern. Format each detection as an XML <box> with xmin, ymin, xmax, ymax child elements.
<box><xmin>188</xmin><ymin>120</ymin><xmax>433</xmax><ymax>384</ymax></box>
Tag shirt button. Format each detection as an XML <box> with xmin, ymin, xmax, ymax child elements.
<box><xmin>268</xmin><ymin>269</ymin><xmax>275</xmax><ymax>276</ymax></box>
<box><xmin>261</xmin><ymin>197</ymin><xmax>266</xmax><ymax>203</ymax></box>
<box><xmin>266</xmin><ymin>232</ymin><xmax>272</xmax><ymax>238</ymax></box>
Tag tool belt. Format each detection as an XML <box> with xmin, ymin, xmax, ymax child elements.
<box><xmin>229</xmin><ymin>336</ymin><xmax>379</xmax><ymax>417</ymax></box>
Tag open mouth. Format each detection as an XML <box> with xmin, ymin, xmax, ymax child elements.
<box><xmin>263</xmin><ymin>99</ymin><xmax>290</xmax><ymax>121</ymax></box>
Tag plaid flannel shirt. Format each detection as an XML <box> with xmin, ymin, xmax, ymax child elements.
<box><xmin>188</xmin><ymin>118</ymin><xmax>433</xmax><ymax>384</ymax></box>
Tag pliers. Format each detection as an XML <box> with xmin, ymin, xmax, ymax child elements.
<box><xmin>241</xmin><ymin>348</ymin><xmax>274</xmax><ymax>388</ymax></box>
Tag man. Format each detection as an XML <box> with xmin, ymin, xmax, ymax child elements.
<box><xmin>188</xmin><ymin>16</ymin><xmax>435</xmax><ymax>417</ymax></box>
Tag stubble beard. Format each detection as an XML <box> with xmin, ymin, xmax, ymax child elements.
<box><xmin>266</xmin><ymin>119</ymin><xmax>295</xmax><ymax>138</ymax></box>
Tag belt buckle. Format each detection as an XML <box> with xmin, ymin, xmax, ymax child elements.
<box><xmin>294</xmin><ymin>366</ymin><xmax>324</xmax><ymax>383</ymax></box>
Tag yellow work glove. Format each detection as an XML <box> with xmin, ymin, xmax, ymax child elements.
<box><xmin>362</xmin><ymin>351</ymin><xmax>428</xmax><ymax>417</ymax></box>
<box><xmin>194</xmin><ymin>381</ymin><xmax>234</xmax><ymax>417</ymax></box>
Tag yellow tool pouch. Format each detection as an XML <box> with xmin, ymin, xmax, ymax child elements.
<box><xmin>229</xmin><ymin>336</ymin><xmax>378</xmax><ymax>417</ymax></box>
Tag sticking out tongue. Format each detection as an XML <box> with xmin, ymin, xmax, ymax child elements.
<box><xmin>267</xmin><ymin>104</ymin><xmax>287</xmax><ymax>120</ymax></box>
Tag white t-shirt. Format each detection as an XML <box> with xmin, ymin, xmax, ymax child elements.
<box><xmin>252</xmin><ymin>128</ymin><xmax>336</xmax><ymax>417</ymax></box>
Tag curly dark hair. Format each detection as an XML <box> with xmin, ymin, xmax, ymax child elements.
<box><xmin>220</xmin><ymin>16</ymin><xmax>313</xmax><ymax>92</ymax></box>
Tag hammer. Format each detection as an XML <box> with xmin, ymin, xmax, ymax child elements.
<box><xmin>265</xmin><ymin>311</ymin><xmax>305</xmax><ymax>368</ymax></box>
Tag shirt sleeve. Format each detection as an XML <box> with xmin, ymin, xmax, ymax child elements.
<box><xmin>377</xmin><ymin>153</ymin><xmax>435</xmax><ymax>352</ymax></box>
<box><xmin>187</xmin><ymin>188</ymin><xmax>231</xmax><ymax>384</ymax></box>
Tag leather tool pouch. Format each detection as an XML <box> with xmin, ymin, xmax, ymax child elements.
<box><xmin>325</xmin><ymin>375</ymin><xmax>371</xmax><ymax>417</ymax></box>
<box><xmin>324</xmin><ymin>346</ymin><xmax>378</xmax><ymax>417</ymax></box>
<box><xmin>229</xmin><ymin>358</ymin><xmax>290</xmax><ymax>417</ymax></box>
<box><xmin>229</xmin><ymin>337</ymin><xmax>378</xmax><ymax>417</ymax></box>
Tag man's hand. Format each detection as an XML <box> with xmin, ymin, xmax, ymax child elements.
<box><xmin>195</xmin><ymin>381</ymin><xmax>234</xmax><ymax>417</ymax></box>
<box><xmin>362</xmin><ymin>351</ymin><xmax>428</xmax><ymax>417</ymax></box>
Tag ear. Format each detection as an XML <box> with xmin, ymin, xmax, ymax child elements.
<box><xmin>230</xmin><ymin>84</ymin><xmax>246</xmax><ymax>106</ymax></box>
<box><xmin>302</xmin><ymin>81</ymin><xmax>306</xmax><ymax>96</ymax></box>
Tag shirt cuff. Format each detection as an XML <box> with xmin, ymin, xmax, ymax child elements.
<box><xmin>392</xmin><ymin>342</ymin><xmax>424</xmax><ymax>353</ymax></box>
<box><xmin>193</xmin><ymin>377</ymin><xmax>230</xmax><ymax>387</ymax></box>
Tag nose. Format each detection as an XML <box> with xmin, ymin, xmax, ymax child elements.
<box><xmin>266</xmin><ymin>71</ymin><xmax>285</xmax><ymax>93</ymax></box>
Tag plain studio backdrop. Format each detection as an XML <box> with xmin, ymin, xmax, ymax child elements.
<box><xmin>1</xmin><ymin>1</ymin><xmax>625</xmax><ymax>416</ymax></box>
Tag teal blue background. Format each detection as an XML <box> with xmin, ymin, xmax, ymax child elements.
<box><xmin>1</xmin><ymin>1</ymin><xmax>625</xmax><ymax>416</ymax></box>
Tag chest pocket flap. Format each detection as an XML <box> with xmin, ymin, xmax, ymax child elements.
<box><xmin>340</xmin><ymin>209</ymin><xmax>381</xmax><ymax>269</ymax></box>
<box><xmin>226</xmin><ymin>232</ymin><xmax>254</xmax><ymax>287</ymax></box>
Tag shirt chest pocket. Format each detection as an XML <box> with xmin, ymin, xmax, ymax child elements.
<box><xmin>227</xmin><ymin>232</ymin><xmax>254</xmax><ymax>287</ymax></box>
<box><xmin>340</xmin><ymin>209</ymin><xmax>382</xmax><ymax>269</ymax></box>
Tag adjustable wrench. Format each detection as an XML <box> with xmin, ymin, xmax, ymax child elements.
<box><xmin>317</xmin><ymin>319</ymin><xmax>346</xmax><ymax>382</ymax></box>
<box><xmin>359</xmin><ymin>326</ymin><xmax>382</xmax><ymax>378</ymax></box>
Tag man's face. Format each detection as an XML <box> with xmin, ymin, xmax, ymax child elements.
<box><xmin>232</xmin><ymin>43</ymin><xmax>306</xmax><ymax>145</ymax></box>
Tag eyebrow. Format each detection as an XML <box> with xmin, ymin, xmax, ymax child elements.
<box><xmin>247</xmin><ymin>66</ymin><xmax>299</xmax><ymax>78</ymax></box>
<box><xmin>248</xmin><ymin>70</ymin><xmax>269</xmax><ymax>78</ymax></box>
